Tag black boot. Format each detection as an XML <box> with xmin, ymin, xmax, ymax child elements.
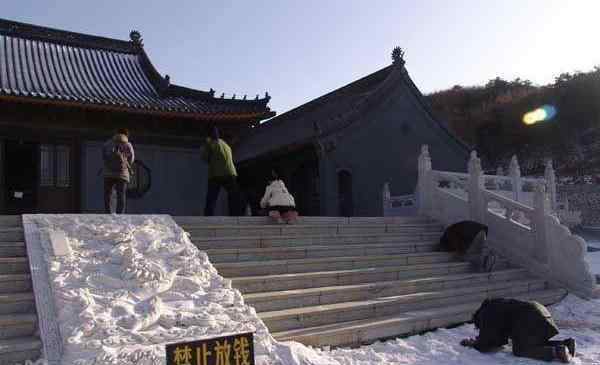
<box><xmin>563</xmin><ymin>338</ymin><xmax>576</xmax><ymax>357</ymax></box>
<box><xmin>556</xmin><ymin>345</ymin><xmax>572</xmax><ymax>363</ymax></box>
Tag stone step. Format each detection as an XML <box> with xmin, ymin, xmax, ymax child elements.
<box><xmin>207</xmin><ymin>241</ymin><xmax>439</xmax><ymax>263</ymax></box>
<box><xmin>0</xmin><ymin>229</ymin><xmax>24</xmax><ymax>242</ymax></box>
<box><xmin>215</xmin><ymin>252</ymin><xmax>456</xmax><ymax>277</ymax></box>
<box><xmin>0</xmin><ymin>337</ymin><xmax>42</xmax><ymax>365</ymax></box>
<box><xmin>193</xmin><ymin>232</ymin><xmax>442</xmax><ymax>250</ymax></box>
<box><xmin>0</xmin><ymin>258</ymin><xmax>30</xmax><ymax>275</ymax></box>
<box><xmin>0</xmin><ymin>293</ymin><xmax>36</xmax><ymax>315</ymax></box>
<box><xmin>175</xmin><ymin>216</ymin><xmax>436</xmax><ymax>227</ymax></box>
<box><xmin>185</xmin><ymin>223</ymin><xmax>443</xmax><ymax>239</ymax></box>
<box><xmin>0</xmin><ymin>275</ymin><xmax>32</xmax><ymax>294</ymax></box>
<box><xmin>0</xmin><ymin>216</ymin><xmax>21</xmax><ymax>228</ymax></box>
<box><xmin>272</xmin><ymin>288</ymin><xmax>566</xmax><ymax>347</ymax></box>
<box><xmin>0</xmin><ymin>242</ymin><xmax>26</xmax><ymax>258</ymax></box>
<box><xmin>260</xmin><ymin>278</ymin><xmax>547</xmax><ymax>332</ymax></box>
<box><xmin>0</xmin><ymin>314</ymin><xmax>37</xmax><ymax>340</ymax></box>
<box><xmin>245</xmin><ymin>269</ymin><xmax>531</xmax><ymax>312</ymax></box>
<box><xmin>232</xmin><ymin>262</ymin><xmax>473</xmax><ymax>294</ymax></box>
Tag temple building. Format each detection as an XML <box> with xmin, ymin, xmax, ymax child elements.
<box><xmin>0</xmin><ymin>18</ymin><xmax>274</xmax><ymax>215</ymax></box>
<box><xmin>236</xmin><ymin>48</ymin><xmax>469</xmax><ymax>216</ymax></box>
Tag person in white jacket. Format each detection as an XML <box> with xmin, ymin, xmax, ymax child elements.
<box><xmin>260</xmin><ymin>170</ymin><xmax>298</xmax><ymax>224</ymax></box>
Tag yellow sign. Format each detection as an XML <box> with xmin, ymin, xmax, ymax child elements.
<box><xmin>166</xmin><ymin>332</ymin><xmax>254</xmax><ymax>365</ymax></box>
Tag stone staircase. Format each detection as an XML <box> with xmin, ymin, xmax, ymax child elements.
<box><xmin>175</xmin><ymin>216</ymin><xmax>567</xmax><ymax>347</ymax></box>
<box><xmin>0</xmin><ymin>216</ymin><xmax>41</xmax><ymax>364</ymax></box>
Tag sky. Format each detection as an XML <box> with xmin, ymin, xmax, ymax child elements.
<box><xmin>3</xmin><ymin>1</ymin><xmax>599</xmax><ymax>115</ymax></box>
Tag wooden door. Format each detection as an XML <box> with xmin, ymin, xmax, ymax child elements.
<box><xmin>4</xmin><ymin>140</ymin><xmax>38</xmax><ymax>214</ymax></box>
<box><xmin>37</xmin><ymin>143</ymin><xmax>77</xmax><ymax>213</ymax></box>
<box><xmin>338</xmin><ymin>170</ymin><xmax>354</xmax><ymax>217</ymax></box>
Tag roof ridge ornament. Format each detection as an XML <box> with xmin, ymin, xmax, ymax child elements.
<box><xmin>391</xmin><ymin>46</ymin><xmax>405</xmax><ymax>67</ymax></box>
<box><xmin>129</xmin><ymin>30</ymin><xmax>143</xmax><ymax>46</ymax></box>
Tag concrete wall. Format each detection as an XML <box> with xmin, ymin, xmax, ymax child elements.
<box><xmin>81</xmin><ymin>141</ymin><xmax>227</xmax><ymax>215</ymax></box>
<box><xmin>319</xmin><ymin>80</ymin><xmax>469</xmax><ymax>217</ymax></box>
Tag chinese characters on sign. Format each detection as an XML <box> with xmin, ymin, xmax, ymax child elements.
<box><xmin>166</xmin><ymin>332</ymin><xmax>255</xmax><ymax>365</ymax></box>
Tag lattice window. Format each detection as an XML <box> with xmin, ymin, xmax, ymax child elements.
<box><xmin>56</xmin><ymin>146</ymin><xmax>70</xmax><ymax>187</ymax></box>
<box><xmin>40</xmin><ymin>144</ymin><xmax>70</xmax><ymax>187</ymax></box>
<box><xmin>40</xmin><ymin>145</ymin><xmax>55</xmax><ymax>186</ymax></box>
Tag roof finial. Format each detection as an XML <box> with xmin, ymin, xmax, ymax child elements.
<box><xmin>265</xmin><ymin>91</ymin><xmax>271</xmax><ymax>101</ymax></box>
<box><xmin>129</xmin><ymin>30</ymin><xmax>143</xmax><ymax>46</ymax></box>
<box><xmin>220</xmin><ymin>93</ymin><xmax>225</xmax><ymax>98</ymax></box>
<box><xmin>209</xmin><ymin>88</ymin><xmax>215</xmax><ymax>96</ymax></box>
<box><xmin>232</xmin><ymin>94</ymin><xmax>236</xmax><ymax>100</ymax></box>
<box><xmin>391</xmin><ymin>46</ymin><xmax>405</xmax><ymax>66</ymax></box>
<box><xmin>255</xmin><ymin>94</ymin><xmax>259</xmax><ymax>101</ymax></box>
<box><xmin>243</xmin><ymin>94</ymin><xmax>247</xmax><ymax>100</ymax></box>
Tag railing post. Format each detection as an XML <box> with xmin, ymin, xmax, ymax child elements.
<box><xmin>417</xmin><ymin>145</ymin><xmax>432</xmax><ymax>216</ymax></box>
<box><xmin>468</xmin><ymin>150</ymin><xmax>484</xmax><ymax>222</ymax></box>
<box><xmin>382</xmin><ymin>182</ymin><xmax>391</xmax><ymax>216</ymax></box>
<box><xmin>509</xmin><ymin>155</ymin><xmax>522</xmax><ymax>203</ymax></box>
<box><xmin>533</xmin><ymin>183</ymin><xmax>550</xmax><ymax>264</ymax></box>
<box><xmin>544</xmin><ymin>159</ymin><xmax>557</xmax><ymax>211</ymax></box>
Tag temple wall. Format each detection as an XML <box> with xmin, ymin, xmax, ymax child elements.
<box><xmin>318</xmin><ymin>79</ymin><xmax>469</xmax><ymax>217</ymax></box>
<box><xmin>82</xmin><ymin>141</ymin><xmax>227</xmax><ymax>215</ymax></box>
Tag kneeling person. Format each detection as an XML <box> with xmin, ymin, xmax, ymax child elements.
<box><xmin>260</xmin><ymin>170</ymin><xmax>298</xmax><ymax>224</ymax></box>
<box><xmin>461</xmin><ymin>298</ymin><xmax>575</xmax><ymax>363</ymax></box>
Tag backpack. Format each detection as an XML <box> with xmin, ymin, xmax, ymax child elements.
<box><xmin>108</xmin><ymin>147</ymin><xmax>128</xmax><ymax>173</ymax></box>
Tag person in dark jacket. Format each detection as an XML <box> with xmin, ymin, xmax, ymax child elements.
<box><xmin>461</xmin><ymin>298</ymin><xmax>575</xmax><ymax>363</ymax></box>
<box><xmin>440</xmin><ymin>221</ymin><xmax>488</xmax><ymax>253</ymax></box>
<box><xmin>202</xmin><ymin>126</ymin><xmax>240</xmax><ymax>216</ymax></box>
<box><xmin>102</xmin><ymin>129</ymin><xmax>135</xmax><ymax>214</ymax></box>
<box><xmin>440</xmin><ymin>221</ymin><xmax>495</xmax><ymax>271</ymax></box>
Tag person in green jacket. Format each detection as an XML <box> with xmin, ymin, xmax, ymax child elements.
<box><xmin>202</xmin><ymin>126</ymin><xmax>240</xmax><ymax>216</ymax></box>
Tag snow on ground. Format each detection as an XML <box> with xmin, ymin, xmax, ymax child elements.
<box><xmin>572</xmin><ymin>229</ymin><xmax>600</xmax><ymax>276</ymax></box>
<box><xmin>315</xmin><ymin>295</ymin><xmax>600</xmax><ymax>365</ymax></box>
<box><xmin>32</xmin><ymin>215</ymin><xmax>600</xmax><ymax>365</ymax></box>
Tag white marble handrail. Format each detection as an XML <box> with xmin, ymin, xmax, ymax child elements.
<box><xmin>482</xmin><ymin>189</ymin><xmax>534</xmax><ymax>214</ymax></box>
<box><xmin>416</xmin><ymin>145</ymin><xmax>598</xmax><ymax>298</ymax></box>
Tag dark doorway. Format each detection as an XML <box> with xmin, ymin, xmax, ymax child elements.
<box><xmin>290</xmin><ymin>162</ymin><xmax>320</xmax><ymax>216</ymax></box>
<box><xmin>338</xmin><ymin>170</ymin><xmax>354</xmax><ymax>217</ymax></box>
<box><xmin>4</xmin><ymin>140</ymin><xmax>38</xmax><ymax>214</ymax></box>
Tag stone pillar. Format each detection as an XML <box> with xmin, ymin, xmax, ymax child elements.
<box><xmin>509</xmin><ymin>155</ymin><xmax>522</xmax><ymax>203</ymax></box>
<box><xmin>533</xmin><ymin>183</ymin><xmax>550</xmax><ymax>264</ymax></box>
<box><xmin>544</xmin><ymin>159</ymin><xmax>557</xmax><ymax>211</ymax></box>
<box><xmin>417</xmin><ymin>145</ymin><xmax>432</xmax><ymax>216</ymax></box>
<box><xmin>468</xmin><ymin>151</ymin><xmax>484</xmax><ymax>222</ymax></box>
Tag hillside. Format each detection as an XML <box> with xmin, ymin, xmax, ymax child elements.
<box><xmin>426</xmin><ymin>67</ymin><xmax>600</xmax><ymax>176</ymax></box>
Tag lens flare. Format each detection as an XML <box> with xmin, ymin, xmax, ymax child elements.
<box><xmin>523</xmin><ymin>105</ymin><xmax>557</xmax><ymax>125</ymax></box>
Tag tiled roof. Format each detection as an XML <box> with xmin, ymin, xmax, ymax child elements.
<box><xmin>236</xmin><ymin>66</ymin><xmax>396</xmax><ymax>161</ymax></box>
<box><xmin>236</xmin><ymin>63</ymin><xmax>469</xmax><ymax>162</ymax></box>
<box><xmin>0</xmin><ymin>18</ymin><xmax>274</xmax><ymax>120</ymax></box>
